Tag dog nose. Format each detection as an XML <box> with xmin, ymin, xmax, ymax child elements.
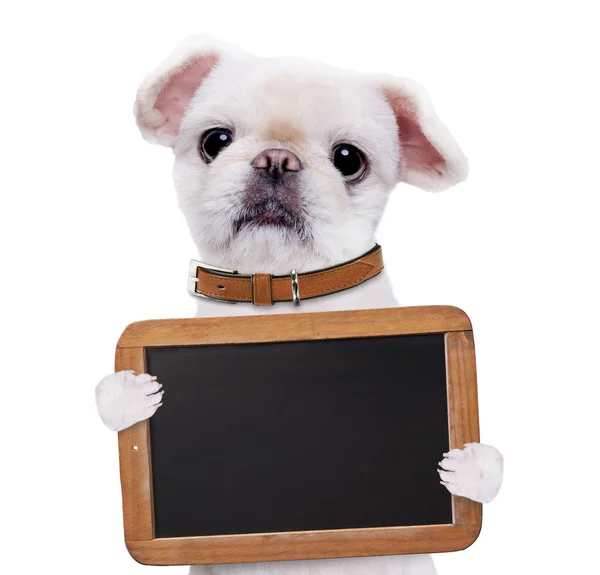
<box><xmin>252</xmin><ymin>148</ymin><xmax>302</xmax><ymax>176</ymax></box>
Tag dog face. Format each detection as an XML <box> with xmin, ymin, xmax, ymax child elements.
<box><xmin>135</xmin><ymin>36</ymin><xmax>468</xmax><ymax>274</ymax></box>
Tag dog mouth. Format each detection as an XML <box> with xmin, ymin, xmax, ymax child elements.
<box><xmin>234</xmin><ymin>199</ymin><xmax>306</xmax><ymax>236</ymax></box>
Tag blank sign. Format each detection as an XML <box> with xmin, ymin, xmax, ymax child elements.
<box><xmin>115</xmin><ymin>306</ymin><xmax>481</xmax><ymax>565</ymax></box>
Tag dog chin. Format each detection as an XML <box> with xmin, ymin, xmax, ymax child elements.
<box><xmin>233</xmin><ymin>217</ymin><xmax>310</xmax><ymax>242</ymax></box>
<box><xmin>233</xmin><ymin>206</ymin><xmax>309</xmax><ymax>241</ymax></box>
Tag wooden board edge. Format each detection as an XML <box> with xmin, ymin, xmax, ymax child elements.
<box><xmin>124</xmin><ymin>524</ymin><xmax>481</xmax><ymax>566</ymax></box>
<box><xmin>116</xmin><ymin>305</ymin><xmax>472</xmax><ymax>348</ymax></box>
<box><xmin>115</xmin><ymin>347</ymin><xmax>155</xmax><ymax>542</ymax></box>
<box><xmin>445</xmin><ymin>331</ymin><xmax>483</xmax><ymax>529</ymax></box>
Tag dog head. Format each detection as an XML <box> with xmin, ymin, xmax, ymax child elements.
<box><xmin>135</xmin><ymin>35</ymin><xmax>468</xmax><ymax>274</ymax></box>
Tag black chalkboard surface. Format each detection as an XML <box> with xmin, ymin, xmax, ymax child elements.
<box><xmin>115</xmin><ymin>307</ymin><xmax>481</xmax><ymax>565</ymax></box>
<box><xmin>146</xmin><ymin>334</ymin><xmax>451</xmax><ymax>539</ymax></box>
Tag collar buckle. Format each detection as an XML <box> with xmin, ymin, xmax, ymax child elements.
<box><xmin>187</xmin><ymin>260</ymin><xmax>248</xmax><ymax>303</ymax></box>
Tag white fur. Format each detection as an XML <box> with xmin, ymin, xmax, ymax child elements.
<box><xmin>190</xmin><ymin>554</ymin><xmax>437</xmax><ymax>575</ymax></box>
<box><xmin>438</xmin><ymin>443</ymin><xmax>504</xmax><ymax>504</ymax></box>
<box><xmin>96</xmin><ymin>370</ymin><xmax>163</xmax><ymax>432</ymax></box>
<box><xmin>96</xmin><ymin>35</ymin><xmax>501</xmax><ymax>575</ymax></box>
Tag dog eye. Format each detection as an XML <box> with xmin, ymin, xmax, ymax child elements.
<box><xmin>332</xmin><ymin>144</ymin><xmax>367</xmax><ymax>183</ymax></box>
<box><xmin>199</xmin><ymin>128</ymin><xmax>233</xmax><ymax>163</ymax></box>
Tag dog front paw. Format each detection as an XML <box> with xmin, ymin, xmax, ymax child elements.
<box><xmin>438</xmin><ymin>443</ymin><xmax>503</xmax><ymax>503</ymax></box>
<box><xmin>95</xmin><ymin>370</ymin><xmax>164</xmax><ymax>432</ymax></box>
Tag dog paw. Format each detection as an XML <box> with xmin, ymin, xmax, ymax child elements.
<box><xmin>95</xmin><ymin>370</ymin><xmax>164</xmax><ymax>432</ymax></box>
<box><xmin>438</xmin><ymin>443</ymin><xmax>503</xmax><ymax>503</ymax></box>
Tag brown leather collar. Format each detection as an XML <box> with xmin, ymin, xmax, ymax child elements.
<box><xmin>188</xmin><ymin>245</ymin><xmax>384</xmax><ymax>306</ymax></box>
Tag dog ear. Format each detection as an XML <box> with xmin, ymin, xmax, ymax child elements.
<box><xmin>377</xmin><ymin>76</ymin><xmax>468</xmax><ymax>191</ymax></box>
<box><xmin>134</xmin><ymin>35</ymin><xmax>237</xmax><ymax>147</ymax></box>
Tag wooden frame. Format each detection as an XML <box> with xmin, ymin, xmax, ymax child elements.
<box><xmin>115</xmin><ymin>305</ymin><xmax>481</xmax><ymax>565</ymax></box>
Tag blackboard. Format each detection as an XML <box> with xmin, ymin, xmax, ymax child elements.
<box><xmin>146</xmin><ymin>334</ymin><xmax>451</xmax><ymax>538</ymax></box>
<box><xmin>116</xmin><ymin>306</ymin><xmax>481</xmax><ymax>565</ymax></box>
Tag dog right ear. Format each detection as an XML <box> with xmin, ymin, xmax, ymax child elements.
<box><xmin>134</xmin><ymin>35</ymin><xmax>236</xmax><ymax>147</ymax></box>
<box><xmin>375</xmin><ymin>76</ymin><xmax>469</xmax><ymax>192</ymax></box>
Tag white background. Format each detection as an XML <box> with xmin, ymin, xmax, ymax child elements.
<box><xmin>1</xmin><ymin>1</ymin><xmax>599</xmax><ymax>573</ymax></box>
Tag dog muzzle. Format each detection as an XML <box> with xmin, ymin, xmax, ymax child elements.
<box><xmin>187</xmin><ymin>245</ymin><xmax>384</xmax><ymax>306</ymax></box>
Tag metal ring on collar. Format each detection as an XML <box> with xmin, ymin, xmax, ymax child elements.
<box><xmin>290</xmin><ymin>269</ymin><xmax>300</xmax><ymax>306</ymax></box>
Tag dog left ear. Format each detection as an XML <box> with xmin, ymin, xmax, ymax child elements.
<box><xmin>377</xmin><ymin>76</ymin><xmax>469</xmax><ymax>191</ymax></box>
<box><xmin>134</xmin><ymin>35</ymin><xmax>240</xmax><ymax>147</ymax></box>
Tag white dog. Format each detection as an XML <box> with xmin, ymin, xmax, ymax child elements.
<box><xmin>96</xmin><ymin>35</ymin><xmax>503</xmax><ymax>575</ymax></box>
